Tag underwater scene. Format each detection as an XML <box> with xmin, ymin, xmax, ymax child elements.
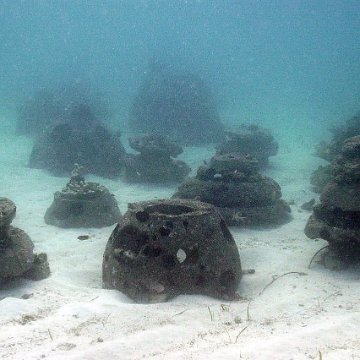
<box><xmin>0</xmin><ymin>1</ymin><xmax>360</xmax><ymax>359</ymax></box>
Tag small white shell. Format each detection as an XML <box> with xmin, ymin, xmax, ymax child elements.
<box><xmin>176</xmin><ymin>248</ymin><xmax>187</xmax><ymax>263</ymax></box>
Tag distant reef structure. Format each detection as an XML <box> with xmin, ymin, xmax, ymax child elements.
<box><xmin>29</xmin><ymin>103</ymin><xmax>125</xmax><ymax>178</ymax></box>
<box><xmin>45</xmin><ymin>164</ymin><xmax>121</xmax><ymax>228</ymax></box>
<box><xmin>216</xmin><ymin>124</ymin><xmax>278</xmax><ymax>168</ymax></box>
<box><xmin>311</xmin><ymin>111</ymin><xmax>360</xmax><ymax>193</ymax></box>
<box><xmin>173</xmin><ymin>153</ymin><xmax>291</xmax><ymax>227</ymax></box>
<box><xmin>0</xmin><ymin>197</ymin><xmax>50</xmax><ymax>285</ymax></box>
<box><xmin>129</xmin><ymin>62</ymin><xmax>225</xmax><ymax>145</ymax></box>
<box><xmin>16</xmin><ymin>81</ymin><xmax>112</xmax><ymax>137</ymax></box>
<box><xmin>123</xmin><ymin>134</ymin><xmax>191</xmax><ymax>184</ymax></box>
<box><xmin>16</xmin><ymin>90</ymin><xmax>62</xmax><ymax>137</ymax></box>
<box><xmin>305</xmin><ymin>135</ymin><xmax>360</xmax><ymax>262</ymax></box>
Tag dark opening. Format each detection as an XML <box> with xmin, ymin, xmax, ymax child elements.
<box><xmin>142</xmin><ymin>245</ymin><xmax>162</xmax><ymax>257</ymax></box>
<box><xmin>115</xmin><ymin>225</ymin><xmax>149</xmax><ymax>253</ymax></box>
<box><xmin>162</xmin><ymin>254</ymin><xmax>177</xmax><ymax>269</ymax></box>
<box><xmin>159</xmin><ymin>226</ymin><xmax>171</xmax><ymax>236</ymax></box>
<box><xmin>187</xmin><ymin>246</ymin><xmax>199</xmax><ymax>263</ymax></box>
<box><xmin>136</xmin><ymin>211</ymin><xmax>150</xmax><ymax>222</ymax></box>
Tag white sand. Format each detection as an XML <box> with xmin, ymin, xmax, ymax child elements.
<box><xmin>1</xmin><ymin>118</ymin><xmax>359</xmax><ymax>360</ymax></box>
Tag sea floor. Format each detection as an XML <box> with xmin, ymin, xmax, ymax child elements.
<box><xmin>0</xmin><ymin>118</ymin><xmax>359</xmax><ymax>360</ymax></box>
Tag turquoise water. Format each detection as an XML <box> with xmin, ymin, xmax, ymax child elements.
<box><xmin>1</xmin><ymin>1</ymin><xmax>359</xmax><ymax>141</ymax></box>
<box><xmin>1</xmin><ymin>3</ymin><xmax>360</xmax><ymax>358</ymax></box>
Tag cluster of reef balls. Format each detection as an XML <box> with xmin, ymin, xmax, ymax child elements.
<box><xmin>6</xmin><ymin>65</ymin><xmax>292</xmax><ymax>301</ymax></box>
<box><xmin>0</xmin><ymin>198</ymin><xmax>50</xmax><ymax>286</ymax></box>
<box><xmin>172</xmin><ymin>123</ymin><xmax>288</xmax><ymax>228</ymax></box>
<box><xmin>305</xmin><ymin>135</ymin><xmax>360</xmax><ymax>260</ymax></box>
<box><xmin>21</xmin><ymin>63</ymin><xmax>225</xmax><ymax>180</ymax></box>
<box><xmin>11</xmin><ymin>64</ymin><xmax>360</xmax><ymax>303</ymax></box>
<box><xmin>19</xmin><ymin>63</ymin><xmax>279</xmax><ymax>185</ymax></box>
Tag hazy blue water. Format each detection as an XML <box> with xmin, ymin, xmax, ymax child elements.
<box><xmin>0</xmin><ymin>0</ymin><xmax>359</xmax><ymax>139</ymax></box>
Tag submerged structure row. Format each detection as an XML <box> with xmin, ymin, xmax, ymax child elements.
<box><xmin>4</xmin><ymin>60</ymin><xmax>360</xmax><ymax>303</ymax></box>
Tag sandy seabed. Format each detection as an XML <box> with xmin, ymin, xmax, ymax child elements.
<box><xmin>0</xmin><ymin>119</ymin><xmax>359</xmax><ymax>360</ymax></box>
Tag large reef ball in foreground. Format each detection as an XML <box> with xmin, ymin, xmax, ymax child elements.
<box><xmin>102</xmin><ymin>199</ymin><xmax>242</xmax><ymax>303</ymax></box>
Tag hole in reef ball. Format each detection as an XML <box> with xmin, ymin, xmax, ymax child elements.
<box><xmin>136</xmin><ymin>211</ymin><xmax>150</xmax><ymax>222</ymax></box>
<box><xmin>162</xmin><ymin>254</ymin><xmax>176</xmax><ymax>269</ymax></box>
<box><xmin>176</xmin><ymin>248</ymin><xmax>187</xmax><ymax>263</ymax></box>
<box><xmin>186</xmin><ymin>246</ymin><xmax>199</xmax><ymax>263</ymax></box>
<box><xmin>142</xmin><ymin>245</ymin><xmax>162</xmax><ymax>257</ymax></box>
<box><xmin>159</xmin><ymin>226</ymin><xmax>171</xmax><ymax>236</ymax></box>
<box><xmin>115</xmin><ymin>225</ymin><xmax>148</xmax><ymax>254</ymax></box>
